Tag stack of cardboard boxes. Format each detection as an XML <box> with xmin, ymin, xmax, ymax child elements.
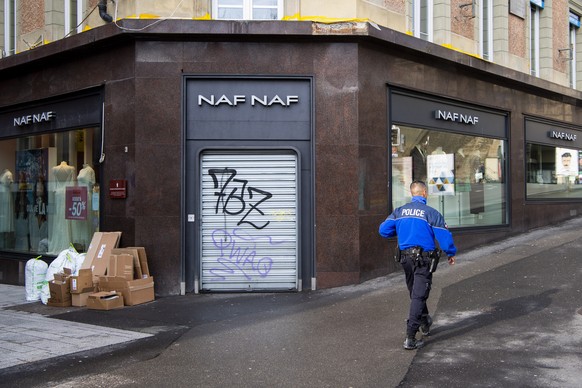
<box><xmin>46</xmin><ymin>232</ymin><xmax>155</xmax><ymax>310</ymax></box>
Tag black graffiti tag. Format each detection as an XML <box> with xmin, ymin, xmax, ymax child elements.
<box><xmin>209</xmin><ymin>168</ymin><xmax>273</xmax><ymax>229</ymax></box>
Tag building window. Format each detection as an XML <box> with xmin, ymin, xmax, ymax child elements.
<box><xmin>530</xmin><ymin>3</ymin><xmax>541</xmax><ymax>77</ymax></box>
<box><xmin>391</xmin><ymin>126</ymin><xmax>507</xmax><ymax>228</ymax></box>
<box><xmin>526</xmin><ymin>144</ymin><xmax>582</xmax><ymax>199</ymax></box>
<box><xmin>64</xmin><ymin>0</ymin><xmax>81</xmax><ymax>36</ymax></box>
<box><xmin>569</xmin><ymin>11</ymin><xmax>580</xmax><ymax>89</ymax></box>
<box><xmin>0</xmin><ymin>129</ymin><xmax>100</xmax><ymax>255</ymax></box>
<box><xmin>213</xmin><ymin>0</ymin><xmax>283</xmax><ymax>20</ymax></box>
<box><xmin>412</xmin><ymin>0</ymin><xmax>432</xmax><ymax>41</ymax></box>
<box><xmin>2</xmin><ymin>0</ymin><xmax>15</xmax><ymax>57</ymax></box>
<box><xmin>480</xmin><ymin>0</ymin><xmax>493</xmax><ymax>61</ymax></box>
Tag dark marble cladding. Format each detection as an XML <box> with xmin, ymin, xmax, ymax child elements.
<box><xmin>134</xmin><ymin>143</ymin><xmax>181</xmax><ymax>217</ymax></box>
<box><xmin>105</xmin><ymin>79</ymin><xmax>136</xmax><ymax>146</ymax></box>
<box><xmin>316</xmin><ymin>144</ymin><xmax>359</xmax><ymax>216</ymax></box>
<box><xmin>181</xmin><ymin>41</ymin><xmax>318</xmax><ymax>74</ymax></box>
<box><xmin>135</xmin><ymin>77</ymin><xmax>181</xmax><ymax>145</ymax></box>
<box><xmin>135</xmin><ymin>215</ymin><xmax>181</xmax><ymax>296</ymax></box>
<box><xmin>317</xmin><ymin>271</ymin><xmax>360</xmax><ymax>289</ymax></box>
<box><xmin>101</xmin><ymin>216</ymin><xmax>135</xmax><ymax>249</ymax></box>
<box><xmin>316</xmin><ymin>215</ymin><xmax>360</xmax><ymax>273</ymax></box>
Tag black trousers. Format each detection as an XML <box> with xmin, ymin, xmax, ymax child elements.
<box><xmin>401</xmin><ymin>255</ymin><xmax>433</xmax><ymax>337</ymax></box>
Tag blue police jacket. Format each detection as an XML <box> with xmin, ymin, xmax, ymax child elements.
<box><xmin>379</xmin><ymin>196</ymin><xmax>457</xmax><ymax>257</ymax></box>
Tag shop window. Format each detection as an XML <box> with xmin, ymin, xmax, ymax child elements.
<box><xmin>0</xmin><ymin>129</ymin><xmax>100</xmax><ymax>255</ymax></box>
<box><xmin>213</xmin><ymin>0</ymin><xmax>283</xmax><ymax>20</ymax></box>
<box><xmin>526</xmin><ymin>144</ymin><xmax>582</xmax><ymax>199</ymax></box>
<box><xmin>412</xmin><ymin>0</ymin><xmax>432</xmax><ymax>42</ymax></box>
<box><xmin>391</xmin><ymin>126</ymin><xmax>507</xmax><ymax>227</ymax></box>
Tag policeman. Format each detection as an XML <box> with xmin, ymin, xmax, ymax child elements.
<box><xmin>379</xmin><ymin>180</ymin><xmax>457</xmax><ymax>350</ymax></box>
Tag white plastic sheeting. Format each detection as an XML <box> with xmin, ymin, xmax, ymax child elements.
<box><xmin>25</xmin><ymin>257</ymin><xmax>48</xmax><ymax>302</ymax></box>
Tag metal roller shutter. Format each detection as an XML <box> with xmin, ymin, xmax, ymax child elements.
<box><xmin>200</xmin><ymin>151</ymin><xmax>299</xmax><ymax>291</ymax></box>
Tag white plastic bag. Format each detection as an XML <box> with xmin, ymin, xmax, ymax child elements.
<box><xmin>25</xmin><ymin>256</ymin><xmax>48</xmax><ymax>302</ymax></box>
<box><xmin>40</xmin><ymin>246</ymin><xmax>83</xmax><ymax>304</ymax></box>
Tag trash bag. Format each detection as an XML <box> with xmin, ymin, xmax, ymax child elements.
<box><xmin>25</xmin><ymin>256</ymin><xmax>48</xmax><ymax>302</ymax></box>
<box><xmin>40</xmin><ymin>245</ymin><xmax>83</xmax><ymax>305</ymax></box>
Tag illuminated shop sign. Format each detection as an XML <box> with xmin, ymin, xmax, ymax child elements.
<box><xmin>13</xmin><ymin>111</ymin><xmax>56</xmax><ymax>127</ymax></box>
<box><xmin>197</xmin><ymin>94</ymin><xmax>300</xmax><ymax>107</ymax></box>
<box><xmin>548</xmin><ymin>130</ymin><xmax>577</xmax><ymax>141</ymax></box>
<box><xmin>434</xmin><ymin>109</ymin><xmax>479</xmax><ymax>125</ymax></box>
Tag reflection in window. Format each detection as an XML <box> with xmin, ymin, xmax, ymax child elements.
<box><xmin>526</xmin><ymin>144</ymin><xmax>582</xmax><ymax>199</ymax></box>
<box><xmin>0</xmin><ymin>129</ymin><xmax>100</xmax><ymax>255</ymax></box>
<box><xmin>391</xmin><ymin>125</ymin><xmax>507</xmax><ymax>227</ymax></box>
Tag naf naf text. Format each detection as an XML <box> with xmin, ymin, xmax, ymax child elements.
<box><xmin>197</xmin><ymin>94</ymin><xmax>300</xmax><ymax>107</ymax></box>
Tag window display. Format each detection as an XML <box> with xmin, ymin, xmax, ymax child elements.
<box><xmin>526</xmin><ymin>144</ymin><xmax>582</xmax><ymax>199</ymax></box>
<box><xmin>0</xmin><ymin>128</ymin><xmax>100</xmax><ymax>255</ymax></box>
<box><xmin>391</xmin><ymin>125</ymin><xmax>507</xmax><ymax>227</ymax></box>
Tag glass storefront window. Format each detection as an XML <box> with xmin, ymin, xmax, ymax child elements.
<box><xmin>391</xmin><ymin>125</ymin><xmax>507</xmax><ymax>227</ymax></box>
<box><xmin>526</xmin><ymin>144</ymin><xmax>582</xmax><ymax>199</ymax></box>
<box><xmin>0</xmin><ymin>128</ymin><xmax>99</xmax><ymax>255</ymax></box>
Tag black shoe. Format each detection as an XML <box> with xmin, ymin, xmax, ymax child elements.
<box><xmin>420</xmin><ymin>315</ymin><xmax>433</xmax><ymax>336</ymax></box>
<box><xmin>403</xmin><ymin>337</ymin><xmax>424</xmax><ymax>350</ymax></box>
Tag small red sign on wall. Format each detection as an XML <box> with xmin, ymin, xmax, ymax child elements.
<box><xmin>65</xmin><ymin>186</ymin><xmax>88</xmax><ymax>220</ymax></box>
<box><xmin>109</xmin><ymin>179</ymin><xmax>127</xmax><ymax>199</ymax></box>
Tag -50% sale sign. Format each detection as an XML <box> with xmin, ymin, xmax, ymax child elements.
<box><xmin>65</xmin><ymin>186</ymin><xmax>88</xmax><ymax>220</ymax></box>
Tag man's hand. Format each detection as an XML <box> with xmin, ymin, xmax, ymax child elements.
<box><xmin>448</xmin><ymin>256</ymin><xmax>456</xmax><ymax>265</ymax></box>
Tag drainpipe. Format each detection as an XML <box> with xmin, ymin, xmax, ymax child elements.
<box><xmin>98</xmin><ymin>0</ymin><xmax>113</xmax><ymax>23</ymax></box>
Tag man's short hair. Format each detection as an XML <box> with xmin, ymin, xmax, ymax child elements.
<box><xmin>410</xmin><ymin>180</ymin><xmax>427</xmax><ymax>195</ymax></box>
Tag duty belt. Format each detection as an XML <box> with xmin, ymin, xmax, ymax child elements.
<box><xmin>401</xmin><ymin>247</ymin><xmax>432</xmax><ymax>258</ymax></box>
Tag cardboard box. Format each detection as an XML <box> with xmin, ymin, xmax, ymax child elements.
<box><xmin>72</xmin><ymin>291</ymin><xmax>93</xmax><ymax>307</ymax></box>
<box><xmin>127</xmin><ymin>247</ymin><xmax>150</xmax><ymax>278</ymax></box>
<box><xmin>111</xmin><ymin>248</ymin><xmax>143</xmax><ymax>279</ymax></box>
<box><xmin>108</xmin><ymin>254</ymin><xmax>134</xmax><ymax>281</ymax></box>
<box><xmin>47</xmin><ymin>298</ymin><xmax>72</xmax><ymax>307</ymax></box>
<box><xmin>99</xmin><ymin>276</ymin><xmax>155</xmax><ymax>306</ymax></box>
<box><xmin>81</xmin><ymin>232</ymin><xmax>122</xmax><ymax>277</ymax></box>
<box><xmin>53</xmin><ymin>267</ymin><xmax>72</xmax><ymax>283</ymax></box>
<box><xmin>87</xmin><ymin>291</ymin><xmax>124</xmax><ymax>310</ymax></box>
<box><xmin>70</xmin><ymin>269</ymin><xmax>95</xmax><ymax>294</ymax></box>
<box><xmin>49</xmin><ymin>269</ymin><xmax>72</xmax><ymax>304</ymax></box>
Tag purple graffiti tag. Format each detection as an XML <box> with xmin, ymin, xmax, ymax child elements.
<box><xmin>209</xmin><ymin>229</ymin><xmax>274</xmax><ymax>281</ymax></box>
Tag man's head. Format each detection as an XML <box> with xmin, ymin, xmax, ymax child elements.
<box><xmin>410</xmin><ymin>180</ymin><xmax>428</xmax><ymax>198</ymax></box>
<box><xmin>562</xmin><ymin>152</ymin><xmax>572</xmax><ymax>168</ymax></box>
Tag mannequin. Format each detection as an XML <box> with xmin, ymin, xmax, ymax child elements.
<box><xmin>0</xmin><ymin>169</ymin><xmax>15</xmax><ymax>234</ymax></box>
<box><xmin>455</xmin><ymin>148</ymin><xmax>471</xmax><ymax>191</ymax></box>
<box><xmin>48</xmin><ymin>161</ymin><xmax>75</xmax><ymax>253</ymax></box>
<box><xmin>14</xmin><ymin>171</ymin><xmax>30</xmax><ymax>250</ymax></box>
<box><xmin>29</xmin><ymin>176</ymin><xmax>48</xmax><ymax>252</ymax></box>
<box><xmin>73</xmin><ymin>164</ymin><xmax>96</xmax><ymax>249</ymax></box>
<box><xmin>431</xmin><ymin>146</ymin><xmax>446</xmax><ymax>155</ymax></box>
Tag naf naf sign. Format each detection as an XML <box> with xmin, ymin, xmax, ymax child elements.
<box><xmin>186</xmin><ymin>77</ymin><xmax>312</xmax><ymax>141</ymax></box>
<box><xmin>13</xmin><ymin>111</ymin><xmax>56</xmax><ymax>127</ymax></box>
<box><xmin>198</xmin><ymin>94</ymin><xmax>299</xmax><ymax>107</ymax></box>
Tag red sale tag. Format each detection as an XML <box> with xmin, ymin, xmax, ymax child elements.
<box><xmin>65</xmin><ymin>186</ymin><xmax>88</xmax><ymax>220</ymax></box>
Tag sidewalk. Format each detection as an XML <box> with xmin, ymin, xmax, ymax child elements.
<box><xmin>0</xmin><ymin>284</ymin><xmax>151</xmax><ymax>370</ymax></box>
<box><xmin>1</xmin><ymin>217</ymin><xmax>582</xmax><ymax>387</ymax></box>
